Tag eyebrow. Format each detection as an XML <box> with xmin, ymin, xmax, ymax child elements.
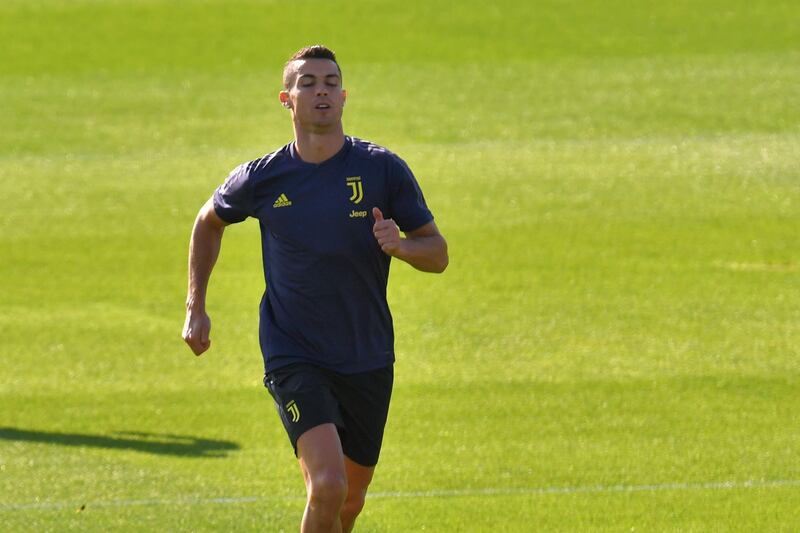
<box><xmin>298</xmin><ymin>73</ymin><xmax>341</xmax><ymax>82</ymax></box>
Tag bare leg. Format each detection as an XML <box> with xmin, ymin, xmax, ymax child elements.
<box><xmin>297</xmin><ymin>424</ymin><xmax>348</xmax><ymax>533</ymax></box>
<box><xmin>340</xmin><ymin>457</ymin><xmax>376</xmax><ymax>533</ymax></box>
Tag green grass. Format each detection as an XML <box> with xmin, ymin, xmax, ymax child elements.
<box><xmin>2</xmin><ymin>0</ymin><xmax>799</xmax><ymax>530</ymax></box>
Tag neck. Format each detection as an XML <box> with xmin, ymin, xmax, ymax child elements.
<box><xmin>293</xmin><ymin>124</ymin><xmax>346</xmax><ymax>164</ymax></box>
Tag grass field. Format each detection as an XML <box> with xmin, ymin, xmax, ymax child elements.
<box><xmin>1</xmin><ymin>0</ymin><xmax>799</xmax><ymax>530</ymax></box>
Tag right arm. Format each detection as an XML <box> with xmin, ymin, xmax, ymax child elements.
<box><xmin>182</xmin><ymin>198</ymin><xmax>229</xmax><ymax>355</ymax></box>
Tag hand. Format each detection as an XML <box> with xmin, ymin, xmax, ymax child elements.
<box><xmin>182</xmin><ymin>308</ymin><xmax>211</xmax><ymax>356</ymax></box>
<box><xmin>372</xmin><ymin>207</ymin><xmax>402</xmax><ymax>256</ymax></box>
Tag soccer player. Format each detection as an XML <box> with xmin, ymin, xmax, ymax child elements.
<box><xmin>182</xmin><ymin>45</ymin><xmax>448</xmax><ymax>532</ymax></box>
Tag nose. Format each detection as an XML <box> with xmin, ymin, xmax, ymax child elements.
<box><xmin>316</xmin><ymin>84</ymin><xmax>328</xmax><ymax>96</ymax></box>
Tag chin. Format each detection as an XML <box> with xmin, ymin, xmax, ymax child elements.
<box><xmin>308</xmin><ymin>121</ymin><xmax>339</xmax><ymax>133</ymax></box>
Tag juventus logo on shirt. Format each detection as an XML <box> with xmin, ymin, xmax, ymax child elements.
<box><xmin>346</xmin><ymin>177</ymin><xmax>363</xmax><ymax>204</ymax></box>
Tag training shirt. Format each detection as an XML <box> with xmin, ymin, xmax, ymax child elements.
<box><xmin>213</xmin><ymin>136</ymin><xmax>433</xmax><ymax>374</ymax></box>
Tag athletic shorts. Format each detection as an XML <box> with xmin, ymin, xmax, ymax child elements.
<box><xmin>263</xmin><ymin>363</ymin><xmax>393</xmax><ymax>467</ymax></box>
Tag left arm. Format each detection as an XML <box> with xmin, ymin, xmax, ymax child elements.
<box><xmin>372</xmin><ymin>207</ymin><xmax>448</xmax><ymax>273</ymax></box>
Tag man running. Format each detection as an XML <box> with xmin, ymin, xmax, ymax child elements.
<box><xmin>182</xmin><ymin>45</ymin><xmax>448</xmax><ymax>532</ymax></box>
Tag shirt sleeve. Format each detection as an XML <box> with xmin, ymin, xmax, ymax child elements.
<box><xmin>386</xmin><ymin>155</ymin><xmax>434</xmax><ymax>232</ymax></box>
<box><xmin>213</xmin><ymin>163</ymin><xmax>253</xmax><ymax>224</ymax></box>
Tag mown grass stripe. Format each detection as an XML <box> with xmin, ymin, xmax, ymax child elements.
<box><xmin>3</xmin><ymin>479</ymin><xmax>799</xmax><ymax>511</ymax></box>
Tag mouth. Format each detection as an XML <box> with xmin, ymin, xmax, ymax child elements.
<box><xmin>315</xmin><ymin>103</ymin><xmax>331</xmax><ymax>110</ymax></box>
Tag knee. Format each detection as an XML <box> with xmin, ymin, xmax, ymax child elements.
<box><xmin>341</xmin><ymin>490</ymin><xmax>367</xmax><ymax>524</ymax></box>
<box><xmin>307</xmin><ymin>470</ymin><xmax>348</xmax><ymax>509</ymax></box>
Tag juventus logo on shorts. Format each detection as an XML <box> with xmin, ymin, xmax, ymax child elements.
<box><xmin>285</xmin><ymin>400</ymin><xmax>300</xmax><ymax>423</ymax></box>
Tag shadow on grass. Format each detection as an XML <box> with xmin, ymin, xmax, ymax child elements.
<box><xmin>0</xmin><ymin>427</ymin><xmax>240</xmax><ymax>458</ymax></box>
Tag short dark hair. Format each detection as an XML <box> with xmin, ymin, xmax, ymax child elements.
<box><xmin>283</xmin><ymin>45</ymin><xmax>341</xmax><ymax>88</ymax></box>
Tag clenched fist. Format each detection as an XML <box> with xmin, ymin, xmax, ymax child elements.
<box><xmin>182</xmin><ymin>308</ymin><xmax>211</xmax><ymax>356</ymax></box>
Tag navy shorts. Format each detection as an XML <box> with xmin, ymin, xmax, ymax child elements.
<box><xmin>264</xmin><ymin>363</ymin><xmax>393</xmax><ymax>467</ymax></box>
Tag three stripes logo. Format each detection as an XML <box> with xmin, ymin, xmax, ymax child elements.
<box><xmin>285</xmin><ymin>400</ymin><xmax>300</xmax><ymax>423</ymax></box>
<box><xmin>273</xmin><ymin>193</ymin><xmax>292</xmax><ymax>208</ymax></box>
<box><xmin>346</xmin><ymin>177</ymin><xmax>363</xmax><ymax>204</ymax></box>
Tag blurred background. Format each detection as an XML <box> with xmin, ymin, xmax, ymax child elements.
<box><xmin>1</xmin><ymin>1</ymin><xmax>798</xmax><ymax>530</ymax></box>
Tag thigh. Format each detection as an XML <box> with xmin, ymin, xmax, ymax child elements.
<box><xmin>297</xmin><ymin>423</ymin><xmax>346</xmax><ymax>486</ymax></box>
<box><xmin>344</xmin><ymin>455</ymin><xmax>375</xmax><ymax>495</ymax></box>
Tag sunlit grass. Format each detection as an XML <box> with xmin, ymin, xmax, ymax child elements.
<box><xmin>1</xmin><ymin>0</ymin><xmax>798</xmax><ymax>530</ymax></box>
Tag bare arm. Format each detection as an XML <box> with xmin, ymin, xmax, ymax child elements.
<box><xmin>372</xmin><ymin>207</ymin><xmax>448</xmax><ymax>273</ymax></box>
<box><xmin>182</xmin><ymin>198</ymin><xmax>229</xmax><ymax>355</ymax></box>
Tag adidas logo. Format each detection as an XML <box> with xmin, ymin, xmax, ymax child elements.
<box><xmin>273</xmin><ymin>193</ymin><xmax>292</xmax><ymax>208</ymax></box>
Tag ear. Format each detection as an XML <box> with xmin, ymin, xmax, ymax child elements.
<box><xmin>342</xmin><ymin>89</ymin><xmax>347</xmax><ymax>106</ymax></box>
<box><xmin>279</xmin><ymin>91</ymin><xmax>292</xmax><ymax>109</ymax></box>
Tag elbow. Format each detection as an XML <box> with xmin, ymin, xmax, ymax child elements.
<box><xmin>433</xmin><ymin>243</ymin><xmax>449</xmax><ymax>273</ymax></box>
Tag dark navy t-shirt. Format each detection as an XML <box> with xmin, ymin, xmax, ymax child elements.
<box><xmin>213</xmin><ymin>136</ymin><xmax>433</xmax><ymax>374</ymax></box>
